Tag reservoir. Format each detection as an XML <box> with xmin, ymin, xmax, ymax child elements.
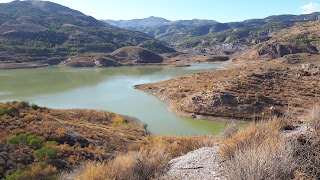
<box><xmin>0</xmin><ymin>64</ymin><xmax>228</xmax><ymax>136</ymax></box>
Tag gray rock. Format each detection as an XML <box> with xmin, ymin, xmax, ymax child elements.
<box><xmin>161</xmin><ymin>146</ymin><xmax>225</xmax><ymax>180</ymax></box>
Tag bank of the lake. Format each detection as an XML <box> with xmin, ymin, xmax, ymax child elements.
<box><xmin>0</xmin><ymin>63</ymin><xmax>230</xmax><ymax>136</ymax></box>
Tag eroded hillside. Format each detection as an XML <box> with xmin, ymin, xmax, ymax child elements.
<box><xmin>135</xmin><ymin>21</ymin><xmax>320</xmax><ymax>120</ymax></box>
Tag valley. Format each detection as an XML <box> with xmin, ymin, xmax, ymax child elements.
<box><xmin>0</xmin><ymin>0</ymin><xmax>320</xmax><ymax>179</ymax></box>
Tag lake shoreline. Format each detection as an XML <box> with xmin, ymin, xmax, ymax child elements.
<box><xmin>133</xmin><ymin>62</ymin><xmax>251</xmax><ymax>124</ymax></box>
<box><xmin>0</xmin><ymin>64</ymin><xmax>230</xmax><ymax>136</ymax></box>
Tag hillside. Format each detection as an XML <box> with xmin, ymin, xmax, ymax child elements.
<box><xmin>0</xmin><ymin>1</ymin><xmax>174</xmax><ymax>68</ymax></box>
<box><xmin>0</xmin><ymin>101</ymin><xmax>148</xmax><ymax>179</ymax></box>
<box><xmin>135</xmin><ymin>20</ymin><xmax>320</xmax><ymax>120</ymax></box>
<box><xmin>236</xmin><ymin>20</ymin><xmax>320</xmax><ymax>60</ymax></box>
<box><xmin>60</xmin><ymin>46</ymin><xmax>164</xmax><ymax>67</ymax></box>
<box><xmin>0</xmin><ymin>101</ymin><xmax>218</xmax><ymax>179</ymax></box>
<box><xmin>106</xmin><ymin>13</ymin><xmax>320</xmax><ymax>55</ymax></box>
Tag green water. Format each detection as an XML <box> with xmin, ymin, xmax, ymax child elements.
<box><xmin>0</xmin><ymin>64</ymin><xmax>229</xmax><ymax>136</ymax></box>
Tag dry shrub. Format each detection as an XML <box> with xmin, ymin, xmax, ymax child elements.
<box><xmin>140</xmin><ymin>135</ymin><xmax>216</xmax><ymax>158</ymax></box>
<box><xmin>294</xmin><ymin>136</ymin><xmax>320</xmax><ymax>179</ymax></box>
<box><xmin>60</xmin><ymin>135</ymin><xmax>215</xmax><ymax>180</ymax></box>
<box><xmin>294</xmin><ymin>105</ymin><xmax>320</xmax><ymax>179</ymax></box>
<box><xmin>60</xmin><ymin>147</ymin><xmax>170</xmax><ymax>180</ymax></box>
<box><xmin>108</xmin><ymin>148</ymin><xmax>170</xmax><ymax>180</ymax></box>
<box><xmin>59</xmin><ymin>161</ymin><xmax>109</xmax><ymax>180</ymax></box>
<box><xmin>306</xmin><ymin>105</ymin><xmax>320</xmax><ymax>134</ymax></box>
<box><xmin>219</xmin><ymin>122</ymin><xmax>281</xmax><ymax>160</ymax></box>
<box><xmin>224</xmin><ymin>140</ymin><xmax>297</xmax><ymax>180</ymax></box>
<box><xmin>220</xmin><ymin>119</ymin><xmax>298</xmax><ymax>180</ymax></box>
<box><xmin>220</xmin><ymin>122</ymin><xmax>238</xmax><ymax>139</ymax></box>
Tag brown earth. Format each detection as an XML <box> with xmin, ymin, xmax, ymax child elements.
<box><xmin>134</xmin><ymin>59</ymin><xmax>320</xmax><ymax>120</ymax></box>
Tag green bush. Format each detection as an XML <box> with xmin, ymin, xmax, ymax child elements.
<box><xmin>0</xmin><ymin>107</ymin><xmax>19</xmax><ymax>116</ymax></box>
<box><xmin>0</xmin><ymin>108</ymin><xmax>6</xmax><ymax>116</ymax></box>
<box><xmin>4</xmin><ymin>168</ymin><xmax>30</xmax><ymax>180</ymax></box>
<box><xmin>11</xmin><ymin>101</ymin><xmax>18</xmax><ymax>105</ymax></box>
<box><xmin>8</xmin><ymin>134</ymin><xmax>28</xmax><ymax>144</ymax></box>
<box><xmin>8</xmin><ymin>134</ymin><xmax>44</xmax><ymax>149</ymax></box>
<box><xmin>33</xmin><ymin>142</ymin><xmax>58</xmax><ymax>160</ymax></box>
<box><xmin>0</xmin><ymin>166</ymin><xmax>4</xmax><ymax>173</ymax></box>
<box><xmin>30</xmin><ymin>103</ymin><xmax>39</xmax><ymax>110</ymax></box>
<box><xmin>28</xmin><ymin>139</ymin><xmax>43</xmax><ymax>149</ymax></box>
<box><xmin>20</xmin><ymin>101</ymin><xmax>30</xmax><ymax>108</ymax></box>
<box><xmin>4</xmin><ymin>163</ymin><xmax>57</xmax><ymax>180</ymax></box>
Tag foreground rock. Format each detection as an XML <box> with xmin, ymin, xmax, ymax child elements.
<box><xmin>162</xmin><ymin>146</ymin><xmax>225</xmax><ymax>180</ymax></box>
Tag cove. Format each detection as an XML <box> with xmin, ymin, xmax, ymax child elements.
<box><xmin>0</xmin><ymin>64</ymin><xmax>228</xmax><ymax>136</ymax></box>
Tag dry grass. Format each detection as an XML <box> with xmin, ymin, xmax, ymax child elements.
<box><xmin>295</xmin><ymin>105</ymin><xmax>320</xmax><ymax>179</ymax></box>
<box><xmin>219</xmin><ymin>121</ymin><xmax>283</xmax><ymax>161</ymax></box>
<box><xmin>60</xmin><ymin>135</ymin><xmax>217</xmax><ymax>180</ymax></box>
<box><xmin>306</xmin><ymin>105</ymin><xmax>320</xmax><ymax>134</ymax></box>
<box><xmin>224</xmin><ymin>140</ymin><xmax>297</xmax><ymax>180</ymax></box>
<box><xmin>220</xmin><ymin>122</ymin><xmax>238</xmax><ymax>139</ymax></box>
<box><xmin>60</xmin><ymin>147</ymin><xmax>170</xmax><ymax>180</ymax></box>
<box><xmin>108</xmin><ymin>148</ymin><xmax>169</xmax><ymax>180</ymax></box>
<box><xmin>220</xmin><ymin>109</ymin><xmax>320</xmax><ymax>180</ymax></box>
<box><xmin>220</xmin><ymin>117</ymin><xmax>299</xmax><ymax>180</ymax></box>
<box><xmin>59</xmin><ymin>161</ymin><xmax>109</xmax><ymax>180</ymax></box>
<box><xmin>140</xmin><ymin>135</ymin><xmax>216</xmax><ymax>158</ymax></box>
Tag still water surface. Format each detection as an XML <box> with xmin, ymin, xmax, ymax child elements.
<box><xmin>0</xmin><ymin>64</ymin><xmax>229</xmax><ymax>136</ymax></box>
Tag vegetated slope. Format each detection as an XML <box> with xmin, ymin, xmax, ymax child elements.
<box><xmin>0</xmin><ymin>101</ymin><xmax>218</xmax><ymax>179</ymax></box>
<box><xmin>0</xmin><ymin>101</ymin><xmax>148</xmax><ymax>179</ymax></box>
<box><xmin>105</xmin><ymin>13</ymin><xmax>320</xmax><ymax>55</ymax></box>
<box><xmin>135</xmin><ymin>21</ymin><xmax>320</xmax><ymax>120</ymax></box>
<box><xmin>0</xmin><ymin>1</ymin><xmax>174</xmax><ymax>65</ymax></box>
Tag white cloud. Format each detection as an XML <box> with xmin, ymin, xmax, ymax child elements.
<box><xmin>301</xmin><ymin>2</ymin><xmax>320</xmax><ymax>14</ymax></box>
<box><xmin>0</xmin><ymin>0</ymin><xmax>14</xmax><ymax>3</ymax></box>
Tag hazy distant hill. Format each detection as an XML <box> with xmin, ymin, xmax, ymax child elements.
<box><xmin>102</xmin><ymin>17</ymin><xmax>218</xmax><ymax>44</ymax></box>
<box><xmin>104</xmin><ymin>16</ymin><xmax>171</xmax><ymax>29</ymax></box>
<box><xmin>0</xmin><ymin>1</ymin><xmax>174</xmax><ymax>63</ymax></box>
<box><xmin>104</xmin><ymin>13</ymin><xmax>320</xmax><ymax>54</ymax></box>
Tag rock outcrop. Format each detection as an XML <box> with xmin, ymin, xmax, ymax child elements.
<box><xmin>257</xmin><ymin>43</ymin><xmax>318</xmax><ymax>59</ymax></box>
<box><xmin>162</xmin><ymin>147</ymin><xmax>225</xmax><ymax>180</ymax></box>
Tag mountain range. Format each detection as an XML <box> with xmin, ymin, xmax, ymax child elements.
<box><xmin>103</xmin><ymin>13</ymin><xmax>320</xmax><ymax>54</ymax></box>
<box><xmin>0</xmin><ymin>0</ymin><xmax>174</xmax><ymax>65</ymax></box>
<box><xmin>1</xmin><ymin>0</ymin><xmax>320</xmax><ymax>67</ymax></box>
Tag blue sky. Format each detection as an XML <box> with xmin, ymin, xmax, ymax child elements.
<box><xmin>1</xmin><ymin>0</ymin><xmax>320</xmax><ymax>22</ymax></box>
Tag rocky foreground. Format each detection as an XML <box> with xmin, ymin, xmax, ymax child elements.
<box><xmin>162</xmin><ymin>146</ymin><xmax>225</xmax><ymax>180</ymax></box>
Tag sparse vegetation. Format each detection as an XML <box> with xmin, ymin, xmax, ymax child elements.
<box><xmin>220</xmin><ymin>119</ymin><xmax>297</xmax><ymax>179</ymax></box>
<box><xmin>219</xmin><ymin>108</ymin><xmax>320</xmax><ymax>180</ymax></box>
<box><xmin>33</xmin><ymin>141</ymin><xmax>58</xmax><ymax>160</ymax></box>
<box><xmin>60</xmin><ymin>135</ymin><xmax>216</xmax><ymax>180</ymax></box>
<box><xmin>30</xmin><ymin>103</ymin><xmax>39</xmax><ymax>110</ymax></box>
<box><xmin>4</xmin><ymin>163</ymin><xmax>58</xmax><ymax>180</ymax></box>
<box><xmin>0</xmin><ymin>101</ymin><xmax>149</xmax><ymax>179</ymax></box>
